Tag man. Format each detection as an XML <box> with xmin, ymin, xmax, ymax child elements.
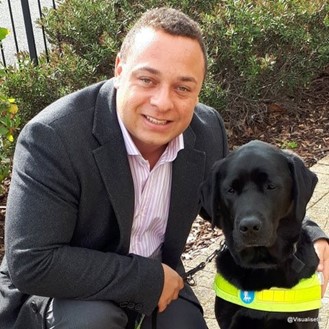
<box><xmin>0</xmin><ymin>7</ymin><xmax>328</xmax><ymax>329</ymax></box>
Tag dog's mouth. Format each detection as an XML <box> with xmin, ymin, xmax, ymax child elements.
<box><xmin>234</xmin><ymin>235</ymin><xmax>275</xmax><ymax>252</ymax></box>
<box><xmin>232</xmin><ymin>246</ymin><xmax>279</xmax><ymax>269</ymax></box>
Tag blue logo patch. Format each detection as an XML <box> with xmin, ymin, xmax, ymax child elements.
<box><xmin>240</xmin><ymin>290</ymin><xmax>255</xmax><ymax>304</ymax></box>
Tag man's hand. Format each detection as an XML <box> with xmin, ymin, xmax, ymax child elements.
<box><xmin>158</xmin><ymin>264</ymin><xmax>184</xmax><ymax>312</ymax></box>
<box><xmin>314</xmin><ymin>239</ymin><xmax>329</xmax><ymax>297</ymax></box>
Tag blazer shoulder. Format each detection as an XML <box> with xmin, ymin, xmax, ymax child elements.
<box><xmin>189</xmin><ymin>103</ymin><xmax>228</xmax><ymax>160</ymax></box>
<box><xmin>29</xmin><ymin>80</ymin><xmax>110</xmax><ymax>126</ymax></box>
<box><xmin>193</xmin><ymin>103</ymin><xmax>225</xmax><ymax>128</ymax></box>
<box><xmin>193</xmin><ymin>103</ymin><xmax>227</xmax><ymax>138</ymax></box>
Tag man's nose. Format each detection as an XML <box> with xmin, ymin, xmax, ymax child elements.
<box><xmin>150</xmin><ymin>85</ymin><xmax>174</xmax><ymax>111</ymax></box>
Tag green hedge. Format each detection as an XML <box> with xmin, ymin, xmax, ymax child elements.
<box><xmin>201</xmin><ymin>0</ymin><xmax>329</xmax><ymax>126</ymax></box>
<box><xmin>1</xmin><ymin>0</ymin><xmax>329</xmax><ymax>129</ymax></box>
<box><xmin>0</xmin><ymin>27</ymin><xmax>20</xmax><ymax>193</ymax></box>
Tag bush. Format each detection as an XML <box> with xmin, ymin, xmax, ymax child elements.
<box><xmin>41</xmin><ymin>0</ymin><xmax>123</xmax><ymax>78</ymax></box>
<box><xmin>1</xmin><ymin>0</ymin><xmax>329</xmax><ymax>131</ymax></box>
<box><xmin>200</xmin><ymin>0</ymin><xmax>329</xmax><ymax>128</ymax></box>
<box><xmin>0</xmin><ymin>95</ymin><xmax>20</xmax><ymax>190</ymax></box>
<box><xmin>2</xmin><ymin>46</ymin><xmax>103</xmax><ymax>123</ymax></box>
<box><xmin>0</xmin><ymin>27</ymin><xmax>20</xmax><ymax>194</ymax></box>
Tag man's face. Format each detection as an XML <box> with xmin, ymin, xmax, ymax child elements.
<box><xmin>114</xmin><ymin>28</ymin><xmax>205</xmax><ymax>159</ymax></box>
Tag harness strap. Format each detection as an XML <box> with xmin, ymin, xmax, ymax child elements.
<box><xmin>214</xmin><ymin>272</ymin><xmax>321</xmax><ymax>312</ymax></box>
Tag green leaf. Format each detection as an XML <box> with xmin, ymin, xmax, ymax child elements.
<box><xmin>0</xmin><ymin>126</ymin><xmax>8</xmax><ymax>135</ymax></box>
<box><xmin>0</xmin><ymin>27</ymin><xmax>9</xmax><ymax>42</ymax></box>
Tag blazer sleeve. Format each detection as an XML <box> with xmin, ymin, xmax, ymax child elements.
<box><xmin>5</xmin><ymin>120</ymin><xmax>163</xmax><ymax>316</ymax></box>
<box><xmin>303</xmin><ymin>217</ymin><xmax>329</xmax><ymax>242</ymax></box>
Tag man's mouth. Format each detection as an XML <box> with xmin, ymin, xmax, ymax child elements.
<box><xmin>145</xmin><ymin>115</ymin><xmax>169</xmax><ymax>125</ymax></box>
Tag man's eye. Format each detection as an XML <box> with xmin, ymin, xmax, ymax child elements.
<box><xmin>177</xmin><ymin>86</ymin><xmax>190</xmax><ymax>93</ymax></box>
<box><xmin>139</xmin><ymin>77</ymin><xmax>153</xmax><ymax>85</ymax></box>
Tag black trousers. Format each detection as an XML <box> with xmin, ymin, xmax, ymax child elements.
<box><xmin>43</xmin><ymin>296</ymin><xmax>208</xmax><ymax>329</ymax></box>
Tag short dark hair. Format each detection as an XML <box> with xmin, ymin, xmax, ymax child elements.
<box><xmin>119</xmin><ymin>7</ymin><xmax>207</xmax><ymax>76</ymax></box>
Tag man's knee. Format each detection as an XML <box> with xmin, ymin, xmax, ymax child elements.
<box><xmin>46</xmin><ymin>299</ymin><xmax>128</xmax><ymax>329</ymax></box>
<box><xmin>141</xmin><ymin>297</ymin><xmax>208</xmax><ymax>329</ymax></box>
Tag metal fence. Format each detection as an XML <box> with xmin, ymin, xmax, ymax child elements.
<box><xmin>0</xmin><ymin>0</ymin><xmax>56</xmax><ymax>67</ymax></box>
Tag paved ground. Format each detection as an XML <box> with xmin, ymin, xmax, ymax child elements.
<box><xmin>184</xmin><ymin>154</ymin><xmax>329</xmax><ymax>329</ymax></box>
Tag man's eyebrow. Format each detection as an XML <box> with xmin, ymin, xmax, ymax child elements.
<box><xmin>133</xmin><ymin>66</ymin><xmax>160</xmax><ymax>75</ymax></box>
<box><xmin>133</xmin><ymin>66</ymin><xmax>198</xmax><ymax>84</ymax></box>
<box><xmin>179</xmin><ymin>76</ymin><xmax>198</xmax><ymax>84</ymax></box>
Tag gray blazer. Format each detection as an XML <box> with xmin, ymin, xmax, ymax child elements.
<box><xmin>0</xmin><ymin>79</ymin><xmax>228</xmax><ymax>328</ymax></box>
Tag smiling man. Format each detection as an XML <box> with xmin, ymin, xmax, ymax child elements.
<box><xmin>0</xmin><ymin>7</ymin><xmax>328</xmax><ymax>329</ymax></box>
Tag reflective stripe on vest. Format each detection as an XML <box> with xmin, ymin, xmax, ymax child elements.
<box><xmin>214</xmin><ymin>272</ymin><xmax>321</xmax><ymax>312</ymax></box>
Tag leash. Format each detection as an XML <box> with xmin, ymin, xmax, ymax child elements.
<box><xmin>182</xmin><ymin>239</ymin><xmax>226</xmax><ymax>286</ymax></box>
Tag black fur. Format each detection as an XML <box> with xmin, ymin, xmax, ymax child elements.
<box><xmin>200</xmin><ymin>140</ymin><xmax>320</xmax><ymax>329</ymax></box>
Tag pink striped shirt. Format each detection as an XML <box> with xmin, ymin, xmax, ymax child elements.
<box><xmin>118</xmin><ymin>116</ymin><xmax>184</xmax><ymax>258</ymax></box>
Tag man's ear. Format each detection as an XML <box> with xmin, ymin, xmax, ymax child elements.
<box><xmin>199</xmin><ymin>160</ymin><xmax>224</xmax><ymax>229</ymax></box>
<box><xmin>285</xmin><ymin>152</ymin><xmax>318</xmax><ymax>221</ymax></box>
<box><xmin>114</xmin><ymin>54</ymin><xmax>124</xmax><ymax>87</ymax></box>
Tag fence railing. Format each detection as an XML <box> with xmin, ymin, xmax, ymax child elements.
<box><xmin>0</xmin><ymin>0</ymin><xmax>56</xmax><ymax>67</ymax></box>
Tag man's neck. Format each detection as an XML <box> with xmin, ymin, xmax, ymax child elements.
<box><xmin>135</xmin><ymin>142</ymin><xmax>168</xmax><ymax>170</ymax></box>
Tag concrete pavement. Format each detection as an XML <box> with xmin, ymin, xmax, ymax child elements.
<box><xmin>184</xmin><ymin>154</ymin><xmax>329</xmax><ymax>329</ymax></box>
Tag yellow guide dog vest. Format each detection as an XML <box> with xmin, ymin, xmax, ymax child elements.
<box><xmin>214</xmin><ymin>272</ymin><xmax>321</xmax><ymax>312</ymax></box>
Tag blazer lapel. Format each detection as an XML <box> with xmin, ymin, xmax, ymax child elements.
<box><xmin>92</xmin><ymin>80</ymin><xmax>134</xmax><ymax>254</ymax></box>
<box><xmin>162</xmin><ymin>127</ymin><xmax>206</xmax><ymax>268</ymax></box>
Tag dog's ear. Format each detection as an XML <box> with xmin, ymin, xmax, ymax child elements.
<box><xmin>285</xmin><ymin>152</ymin><xmax>318</xmax><ymax>221</ymax></box>
<box><xmin>199</xmin><ymin>160</ymin><xmax>224</xmax><ymax>228</ymax></box>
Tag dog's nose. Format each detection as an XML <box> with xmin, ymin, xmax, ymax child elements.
<box><xmin>239</xmin><ymin>217</ymin><xmax>262</xmax><ymax>235</ymax></box>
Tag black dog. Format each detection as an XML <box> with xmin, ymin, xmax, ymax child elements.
<box><xmin>200</xmin><ymin>140</ymin><xmax>321</xmax><ymax>329</ymax></box>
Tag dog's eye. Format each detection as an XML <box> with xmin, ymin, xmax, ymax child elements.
<box><xmin>227</xmin><ymin>187</ymin><xmax>236</xmax><ymax>194</ymax></box>
<box><xmin>266</xmin><ymin>183</ymin><xmax>276</xmax><ymax>190</ymax></box>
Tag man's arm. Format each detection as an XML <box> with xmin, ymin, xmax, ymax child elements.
<box><xmin>5</xmin><ymin>120</ymin><xmax>163</xmax><ymax>315</ymax></box>
<box><xmin>304</xmin><ymin>218</ymin><xmax>329</xmax><ymax>296</ymax></box>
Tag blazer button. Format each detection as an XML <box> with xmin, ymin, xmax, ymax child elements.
<box><xmin>135</xmin><ymin>304</ymin><xmax>143</xmax><ymax>312</ymax></box>
<box><xmin>119</xmin><ymin>302</ymin><xmax>128</xmax><ymax>308</ymax></box>
<box><xmin>127</xmin><ymin>302</ymin><xmax>135</xmax><ymax>309</ymax></box>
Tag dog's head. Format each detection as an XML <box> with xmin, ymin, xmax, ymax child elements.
<box><xmin>200</xmin><ymin>140</ymin><xmax>318</xmax><ymax>268</ymax></box>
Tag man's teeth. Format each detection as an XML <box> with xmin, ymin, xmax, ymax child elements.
<box><xmin>145</xmin><ymin>115</ymin><xmax>168</xmax><ymax>125</ymax></box>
